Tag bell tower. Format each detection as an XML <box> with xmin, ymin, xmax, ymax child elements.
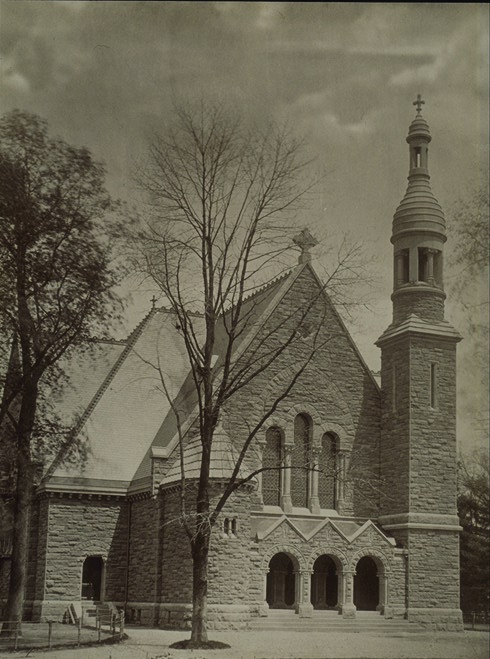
<box><xmin>376</xmin><ymin>97</ymin><xmax>463</xmax><ymax>630</ymax></box>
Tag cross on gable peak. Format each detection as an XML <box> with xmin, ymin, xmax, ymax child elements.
<box><xmin>293</xmin><ymin>228</ymin><xmax>318</xmax><ymax>264</ymax></box>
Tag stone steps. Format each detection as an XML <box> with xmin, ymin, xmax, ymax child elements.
<box><xmin>249</xmin><ymin>611</ymin><xmax>425</xmax><ymax>633</ymax></box>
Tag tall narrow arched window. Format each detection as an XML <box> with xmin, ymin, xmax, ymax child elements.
<box><xmin>262</xmin><ymin>427</ymin><xmax>282</xmax><ymax>506</ymax></box>
<box><xmin>318</xmin><ymin>433</ymin><xmax>337</xmax><ymax>509</ymax></box>
<box><xmin>291</xmin><ymin>414</ymin><xmax>310</xmax><ymax>508</ymax></box>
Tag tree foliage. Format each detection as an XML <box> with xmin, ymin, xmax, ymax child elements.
<box><xmin>0</xmin><ymin>110</ymin><xmax>123</xmax><ymax>631</ymax></box>
<box><xmin>458</xmin><ymin>451</ymin><xmax>490</xmax><ymax>615</ymax></box>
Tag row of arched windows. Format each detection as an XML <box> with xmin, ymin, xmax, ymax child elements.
<box><xmin>262</xmin><ymin>414</ymin><xmax>339</xmax><ymax>510</ymax></box>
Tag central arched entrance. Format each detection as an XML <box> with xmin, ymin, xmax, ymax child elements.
<box><xmin>81</xmin><ymin>556</ymin><xmax>104</xmax><ymax>602</ymax></box>
<box><xmin>266</xmin><ymin>552</ymin><xmax>296</xmax><ymax>609</ymax></box>
<box><xmin>310</xmin><ymin>555</ymin><xmax>339</xmax><ymax>609</ymax></box>
<box><xmin>353</xmin><ymin>556</ymin><xmax>379</xmax><ymax>611</ymax></box>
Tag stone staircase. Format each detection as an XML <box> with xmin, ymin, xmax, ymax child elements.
<box><xmin>249</xmin><ymin>610</ymin><xmax>426</xmax><ymax>634</ymax></box>
<box><xmin>81</xmin><ymin>601</ymin><xmax>118</xmax><ymax>627</ymax></box>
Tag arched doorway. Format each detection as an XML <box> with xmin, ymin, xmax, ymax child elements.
<box><xmin>266</xmin><ymin>553</ymin><xmax>296</xmax><ymax>609</ymax></box>
<box><xmin>81</xmin><ymin>556</ymin><xmax>104</xmax><ymax>602</ymax></box>
<box><xmin>310</xmin><ymin>555</ymin><xmax>339</xmax><ymax>609</ymax></box>
<box><xmin>353</xmin><ymin>556</ymin><xmax>379</xmax><ymax>611</ymax></box>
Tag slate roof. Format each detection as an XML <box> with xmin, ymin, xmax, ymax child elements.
<box><xmin>160</xmin><ymin>421</ymin><xmax>254</xmax><ymax>487</ymax></box>
<box><xmin>48</xmin><ymin>307</ymin><xmax>205</xmax><ymax>484</ymax></box>
<box><xmin>41</xmin><ymin>260</ymin><xmax>379</xmax><ymax>494</ymax></box>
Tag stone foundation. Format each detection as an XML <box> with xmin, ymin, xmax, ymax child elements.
<box><xmin>407</xmin><ymin>607</ymin><xmax>463</xmax><ymax>631</ymax></box>
<box><xmin>26</xmin><ymin>599</ymin><xmax>125</xmax><ymax>622</ymax></box>
<box><xmin>156</xmin><ymin>603</ymin><xmax>251</xmax><ymax>630</ymax></box>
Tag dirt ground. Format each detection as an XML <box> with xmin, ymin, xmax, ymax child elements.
<box><xmin>0</xmin><ymin>627</ymin><xmax>488</xmax><ymax>659</ymax></box>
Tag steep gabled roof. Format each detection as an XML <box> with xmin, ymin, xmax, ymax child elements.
<box><xmin>43</xmin><ymin>258</ymin><xmax>379</xmax><ymax>494</ymax></box>
<box><xmin>45</xmin><ymin>307</ymin><xmax>203</xmax><ymax>486</ymax></box>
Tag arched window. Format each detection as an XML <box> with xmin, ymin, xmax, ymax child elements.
<box><xmin>291</xmin><ymin>414</ymin><xmax>310</xmax><ymax>508</ymax></box>
<box><xmin>319</xmin><ymin>433</ymin><xmax>337</xmax><ymax>509</ymax></box>
<box><xmin>262</xmin><ymin>427</ymin><xmax>282</xmax><ymax>506</ymax></box>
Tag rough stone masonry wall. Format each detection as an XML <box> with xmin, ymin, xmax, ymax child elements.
<box><xmin>409</xmin><ymin>336</ymin><xmax>458</xmax><ymax>514</ymax></box>
<box><xmin>126</xmin><ymin>495</ymin><xmax>162</xmax><ymax>624</ymax></box>
<box><xmin>225</xmin><ymin>267</ymin><xmax>381</xmax><ymax>519</ymax></box>
<box><xmin>379</xmin><ymin>339</ymin><xmax>411</xmax><ymax>516</ymax></box>
<box><xmin>160</xmin><ymin>485</ymin><xmax>253</xmax><ymax>629</ymax></box>
<box><xmin>207</xmin><ymin>488</ymin><xmax>252</xmax><ymax>607</ymax></box>
<box><xmin>40</xmin><ymin>496</ymin><xmax>128</xmax><ymax>619</ymax></box>
<box><xmin>407</xmin><ymin>529</ymin><xmax>462</xmax><ymax>630</ymax></box>
<box><xmin>160</xmin><ymin>488</ymin><xmax>193</xmax><ymax>606</ymax></box>
<box><xmin>392</xmin><ymin>289</ymin><xmax>445</xmax><ymax>324</ymax></box>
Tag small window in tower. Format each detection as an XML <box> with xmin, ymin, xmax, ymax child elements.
<box><xmin>415</xmin><ymin>147</ymin><xmax>422</xmax><ymax>168</ymax></box>
<box><xmin>430</xmin><ymin>363</ymin><xmax>437</xmax><ymax>409</ymax></box>
<box><xmin>223</xmin><ymin>518</ymin><xmax>230</xmax><ymax>535</ymax></box>
<box><xmin>231</xmin><ymin>518</ymin><xmax>237</xmax><ymax>536</ymax></box>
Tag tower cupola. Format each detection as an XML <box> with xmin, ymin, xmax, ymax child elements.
<box><xmin>391</xmin><ymin>95</ymin><xmax>446</xmax><ymax>324</ymax></box>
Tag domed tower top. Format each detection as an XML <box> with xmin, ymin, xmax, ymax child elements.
<box><xmin>390</xmin><ymin>95</ymin><xmax>447</xmax><ymax>325</ymax></box>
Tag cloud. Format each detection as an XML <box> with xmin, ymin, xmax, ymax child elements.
<box><xmin>0</xmin><ymin>57</ymin><xmax>30</xmax><ymax>93</ymax></box>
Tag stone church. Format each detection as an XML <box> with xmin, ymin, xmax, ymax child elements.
<box><xmin>0</xmin><ymin>103</ymin><xmax>463</xmax><ymax>631</ymax></box>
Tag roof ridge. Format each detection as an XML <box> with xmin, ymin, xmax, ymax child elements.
<box><xmin>42</xmin><ymin>307</ymin><xmax>159</xmax><ymax>485</ymax></box>
<box><xmin>221</xmin><ymin>268</ymin><xmax>294</xmax><ymax>316</ymax></box>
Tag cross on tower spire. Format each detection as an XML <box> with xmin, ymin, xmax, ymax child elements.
<box><xmin>151</xmin><ymin>295</ymin><xmax>158</xmax><ymax>309</ymax></box>
<box><xmin>293</xmin><ymin>228</ymin><xmax>318</xmax><ymax>264</ymax></box>
<box><xmin>413</xmin><ymin>93</ymin><xmax>425</xmax><ymax>115</ymax></box>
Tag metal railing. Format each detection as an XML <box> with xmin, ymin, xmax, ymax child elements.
<box><xmin>0</xmin><ymin>611</ymin><xmax>125</xmax><ymax>651</ymax></box>
<box><xmin>462</xmin><ymin>612</ymin><xmax>490</xmax><ymax>630</ymax></box>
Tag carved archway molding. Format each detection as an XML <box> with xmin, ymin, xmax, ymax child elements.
<box><xmin>261</xmin><ymin>544</ymin><xmax>307</xmax><ymax>572</ymax></box>
<box><xmin>349</xmin><ymin>548</ymin><xmax>392</xmax><ymax>575</ymax></box>
<box><xmin>306</xmin><ymin>547</ymin><xmax>348</xmax><ymax>573</ymax></box>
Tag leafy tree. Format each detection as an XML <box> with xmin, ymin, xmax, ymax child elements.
<box><xmin>135</xmin><ymin>101</ymin><xmax>370</xmax><ymax>646</ymax></box>
<box><xmin>0</xmin><ymin>110</ymin><xmax>123</xmax><ymax>634</ymax></box>
<box><xmin>458</xmin><ymin>451</ymin><xmax>490</xmax><ymax>616</ymax></box>
<box><xmin>448</xmin><ymin>182</ymin><xmax>489</xmax><ymax>444</ymax></box>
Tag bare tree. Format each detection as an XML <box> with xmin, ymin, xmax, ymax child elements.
<box><xmin>135</xmin><ymin>101</ymin><xmax>370</xmax><ymax>646</ymax></box>
<box><xmin>0</xmin><ymin>111</ymin><xmax>124</xmax><ymax>635</ymax></box>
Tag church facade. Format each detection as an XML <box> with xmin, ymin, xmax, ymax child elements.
<box><xmin>0</xmin><ymin>103</ymin><xmax>463</xmax><ymax>631</ymax></box>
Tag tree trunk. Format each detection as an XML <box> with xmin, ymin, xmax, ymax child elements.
<box><xmin>1</xmin><ymin>384</ymin><xmax>37</xmax><ymax>637</ymax></box>
<box><xmin>190</xmin><ymin>531</ymin><xmax>210</xmax><ymax>643</ymax></box>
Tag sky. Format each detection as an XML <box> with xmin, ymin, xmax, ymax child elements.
<box><xmin>0</xmin><ymin>1</ymin><xmax>488</xmax><ymax>454</ymax></box>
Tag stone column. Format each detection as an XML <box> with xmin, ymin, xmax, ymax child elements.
<box><xmin>309</xmin><ymin>447</ymin><xmax>320</xmax><ymax>514</ymax></box>
<box><xmin>426</xmin><ymin>248</ymin><xmax>436</xmax><ymax>286</ymax></box>
<box><xmin>259</xmin><ymin>572</ymin><xmax>269</xmax><ymax>616</ymax></box>
<box><xmin>377</xmin><ymin>572</ymin><xmax>388</xmax><ymax>614</ymax></box>
<box><xmin>395</xmin><ymin>251</ymin><xmax>404</xmax><ymax>287</ymax></box>
<box><xmin>409</xmin><ymin>246</ymin><xmax>418</xmax><ymax>283</ymax></box>
<box><xmin>336</xmin><ymin>452</ymin><xmax>346</xmax><ymax>511</ymax></box>
<box><xmin>341</xmin><ymin>570</ymin><xmax>356</xmax><ymax>618</ymax></box>
<box><xmin>255</xmin><ymin>441</ymin><xmax>265</xmax><ymax>506</ymax></box>
<box><xmin>335</xmin><ymin>570</ymin><xmax>343</xmax><ymax>611</ymax></box>
<box><xmin>297</xmin><ymin>570</ymin><xmax>314</xmax><ymax>617</ymax></box>
<box><xmin>281</xmin><ymin>445</ymin><xmax>293</xmax><ymax>513</ymax></box>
